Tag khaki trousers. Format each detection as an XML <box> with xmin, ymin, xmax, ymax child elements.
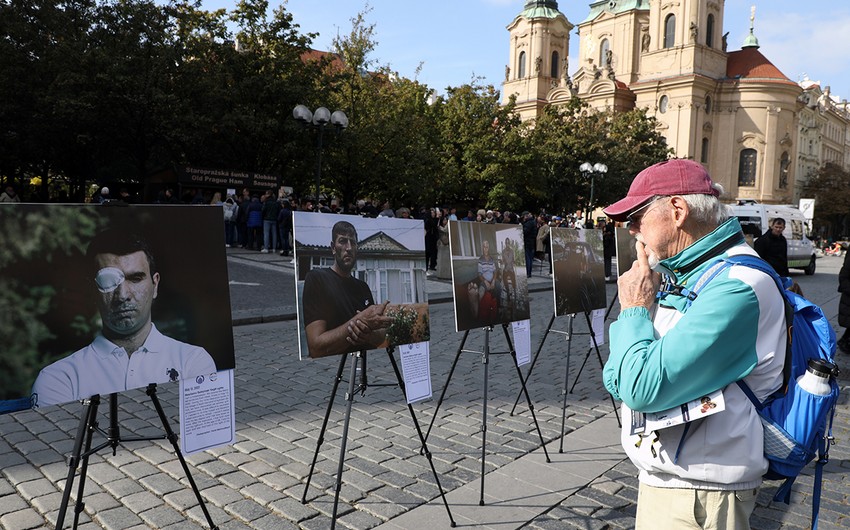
<box><xmin>635</xmin><ymin>483</ymin><xmax>758</xmax><ymax>530</ymax></box>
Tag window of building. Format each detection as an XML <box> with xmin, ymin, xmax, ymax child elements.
<box><xmin>664</xmin><ymin>14</ymin><xmax>676</xmax><ymax>48</ymax></box>
<box><xmin>779</xmin><ymin>151</ymin><xmax>790</xmax><ymax>189</ymax></box>
<box><xmin>551</xmin><ymin>50</ymin><xmax>559</xmax><ymax>78</ymax></box>
<box><xmin>705</xmin><ymin>95</ymin><xmax>712</xmax><ymax>113</ymax></box>
<box><xmin>600</xmin><ymin>39</ymin><xmax>610</xmax><ymax>67</ymax></box>
<box><xmin>706</xmin><ymin>14</ymin><xmax>715</xmax><ymax>47</ymax></box>
<box><xmin>659</xmin><ymin>95</ymin><xmax>669</xmax><ymax>113</ymax></box>
<box><xmin>738</xmin><ymin>148</ymin><xmax>757</xmax><ymax>187</ymax></box>
<box><xmin>701</xmin><ymin>138</ymin><xmax>709</xmax><ymax>163</ymax></box>
<box><xmin>518</xmin><ymin>51</ymin><xmax>526</xmax><ymax>78</ymax></box>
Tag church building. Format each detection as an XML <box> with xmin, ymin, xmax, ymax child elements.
<box><xmin>502</xmin><ymin>0</ymin><xmax>850</xmax><ymax>205</ymax></box>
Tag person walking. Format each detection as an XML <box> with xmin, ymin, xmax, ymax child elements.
<box><xmin>521</xmin><ymin>211</ymin><xmax>537</xmax><ymax>278</ymax></box>
<box><xmin>753</xmin><ymin>217</ymin><xmax>789</xmax><ymax>276</ymax></box>
<box><xmin>261</xmin><ymin>191</ymin><xmax>281</xmax><ymax>253</ymax></box>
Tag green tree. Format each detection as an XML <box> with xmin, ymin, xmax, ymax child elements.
<box><xmin>433</xmin><ymin>82</ymin><xmax>522</xmax><ymax>209</ymax></box>
<box><xmin>524</xmin><ymin>99</ymin><xmax>670</xmax><ymax>216</ymax></box>
<box><xmin>802</xmin><ymin>162</ymin><xmax>850</xmax><ymax>239</ymax></box>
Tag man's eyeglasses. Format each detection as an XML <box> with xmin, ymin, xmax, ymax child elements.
<box><xmin>626</xmin><ymin>196</ymin><xmax>664</xmax><ymax>225</ymax></box>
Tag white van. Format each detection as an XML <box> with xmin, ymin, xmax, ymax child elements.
<box><xmin>727</xmin><ymin>200</ymin><xmax>817</xmax><ymax>275</ymax></box>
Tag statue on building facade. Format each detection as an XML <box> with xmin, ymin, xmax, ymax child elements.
<box><xmin>641</xmin><ymin>31</ymin><xmax>650</xmax><ymax>52</ymax></box>
<box><xmin>534</xmin><ymin>55</ymin><xmax>542</xmax><ymax>75</ymax></box>
<box><xmin>505</xmin><ymin>65</ymin><xmax>510</xmax><ymax>82</ymax></box>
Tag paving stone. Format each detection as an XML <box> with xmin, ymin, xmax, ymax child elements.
<box><xmin>2</xmin><ymin>464</ymin><xmax>43</xmax><ymax>486</ymax></box>
<box><xmin>239</xmin><ymin>482</ymin><xmax>286</xmax><ymax>506</ymax></box>
<box><xmin>247</xmin><ymin>513</ymin><xmax>299</xmax><ymax>530</ymax></box>
<box><xmin>122</xmin><ymin>490</ymin><xmax>163</xmax><ymax>513</ymax></box>
<box><xmin>92</xmin><ymin>506</ymin><xmax>144</xmax><ymax>530</ymax></box>
<box><xmin>268</xmin><ymin>496</ymin><xmax>320</xmax><ymax>523</ymax></box>
<box><xmin>0</xmin><ymin>507</ymin><xmax>46</xmax><ymax>529</ymax></box>
<box><xmin>224</xmin><ymin>498</ymin><xmax>270</xmax><ymax>522</ymax></box>
<box><xmin>138</xmin><ymin>505</ymin><xmax>186</xmax><ymax>528</ymax></box>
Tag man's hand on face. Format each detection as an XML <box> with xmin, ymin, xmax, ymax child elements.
<box><xmin>346</xmin><ymin>301</ymin><xmax>393</xmax><ymax>347</ymax></box>
<box><xmin>617</xmin><ymin>240</ymin><xmax>661</xmax><ymax>310</ymax></box>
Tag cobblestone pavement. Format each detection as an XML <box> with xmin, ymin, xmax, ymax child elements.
<box><xmin>1</xmin><ymin>255</ymin><xmax>848</xmax><ymax>530</ymax></box>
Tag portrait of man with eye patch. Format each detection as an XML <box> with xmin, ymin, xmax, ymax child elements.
<box><xmin>31</xmin><ymin>228</ymin><xmax>217</xmax><ymax>406</ymax></box>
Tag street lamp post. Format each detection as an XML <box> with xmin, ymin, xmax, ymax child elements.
<box><xmin>293</xmin><ymin>105</ymin><xmax>348</xmax><ymax>212</ymax></box>
<box><xmin>579</xmin><ymin>161</ymin><xmax>607</xmax><ymax>226</ymax></box>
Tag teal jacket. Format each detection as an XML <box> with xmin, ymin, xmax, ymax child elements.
<box><xmin>604</xmin><ymin>218</ymin><xmax>786</xmax><ymax>489</ymax></box>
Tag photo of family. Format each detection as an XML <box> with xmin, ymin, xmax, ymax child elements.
<box><xmin>551</xmin><ymin>227</ymin><xmax>607</xmax><ymax>316</ymax></box>
<box><xmin>0</xmin><ymin>204</ymin><xmax>235</xmax><ymax>413</ymax></box>
<box><xmin>448</xmin><ymin>221</ymin><xmax>530</xmax><ymax>332</ymax></box>
<box><xmin>293</xmin><ymin>213</ymin><xmax>430</xmax><ymax>359</ymax></box>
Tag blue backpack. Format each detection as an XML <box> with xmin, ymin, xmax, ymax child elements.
<box><xmin>687</xmin><ymin>254</ymin><xmax>839</xmax><ymax>530</ymax></box>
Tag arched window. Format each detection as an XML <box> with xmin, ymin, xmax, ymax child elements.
<box><xmin>659</xmin><ymin>95</ymin><xmax>669</xmax><ymax>113</ymax></box>
<box><xmin>701</xmin><ymin>138</ymin><xmax>710</xmax><ymax>163</ymax></box>
<box><xmin>518</xmin><ymin>51</ymin><xmax>526</xmax><ymax>78</ymax></box>
<box><xmin>705</xmin><ymin>95</ymin><xmax>712</xmax><ymax>113</ymax></box>
<box><xmin>599</xmin><ymin>39</ymin><xmax>610</xmax><ymax>67</ymax></box>
<box><xmin>551</xmin><ymin>51</ymin><xmax>559</xmax><ymax>78</ymax></box>
<box><xmin>738</xmin><ymin>148</ymin><xmax>757</xmax><ymax>187</ymax></box>
<box><xmin>779</xmin><ymin>152</ymin><xmax>790</xmax><ymax>189</ymax></box>
<box><xmin>706</xmin><ymin>14</ymin><xmax>715</xmax><ymax>47</ymax></box>
<box><xmin>664</xmin><ymin>14</ymin><xmax>676</xmax><ymax>48</ymax></box>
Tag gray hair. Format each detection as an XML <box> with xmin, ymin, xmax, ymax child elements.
<box><xmin>681</xmin><ymin>183</ymin><xmax>728</xmax><ymax>226</ymax></box>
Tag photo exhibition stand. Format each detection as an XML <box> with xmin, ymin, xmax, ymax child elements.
<box><xmin>301</xmin><ymin>349</ymin><xmax>456</xmax><ymax>529</ymax></box>
<box><xmin>423</xmin><ymin>325</ymin><xmax>551</xmax><ymax>507</ymax></box>
<box><xmin>508</xmin><ymin>307</ymin><xmax>621</xmax><ymax>453</ymax></box>
<box><xmin>56</xmin><ymin>385</ymin><xmax>218</xmax><ymax>530</ymax></box>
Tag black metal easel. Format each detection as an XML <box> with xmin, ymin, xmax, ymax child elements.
<box><xmin>423</xmin><ymin>324</ymin><xmax>551</xmax><ymax>507</ymax></box>
<box><xmin>508</xmin><ymin>306</ymin><xmax>622</xmax><ymax>452</ymax></box>
<box><xmin>56</xmin><ymin>385</ymin><xmax>218</xmax><ymax>530</ymax></box>
<box><xmin>301</xmin><ymin>349</ymin><xmax>456</xmax><ymax>529</ymax></box>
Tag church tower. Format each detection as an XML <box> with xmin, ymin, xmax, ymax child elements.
<box><xmin>502</xmin><ymin>1</ymin><xmax>574</xmax><ymax>120</ymax></box>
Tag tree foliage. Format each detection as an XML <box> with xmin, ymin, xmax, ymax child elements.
<box><xmin>802</xmin><ymin>162</ymin><xmax>850</xmax><ymax>238</ymax></box>
<box><xmin>1</xmin><ymin>1</ymin><xmax>672</xmax><ymax>213</ymax></box>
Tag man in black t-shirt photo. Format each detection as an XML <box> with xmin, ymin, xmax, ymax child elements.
<box><xmin>302</xmin><ymin>220</ymin><xmax>392</xmax><ymax>358</ymax></box>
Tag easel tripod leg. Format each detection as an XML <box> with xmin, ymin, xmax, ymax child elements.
<box><xmin>559</xmin><ymin>315</ymin><xmax>575</xmax><ymax>453</ymax></box>
<box><xmin>479</xmin><ymin>327</ymin><xmax>490</xmax><ymax>506</ymax></box>
<box><xmin>501</xmin><ymin>325</ymin><xmax>550</xmax><ymax>463</ymax></box>
<box><xmin>71</xmin><ymin>400</ymin><xmax>101</xmax><ymax>528</ymax></box>
<box><xmin>302</xmin><ymin>353</ymin><xmax>348</xmax><ymax>503</ymax></box>
<box><xmin>385</xmin><ymin>349</ymin><xmax>456</xmax><ymax>527</ymax></box>
<box><xmin>145</xmin><ymin>384</ymin><xmax>219</xmax><ymax>530</ymax></box>
<box><xmin>331</xmin><ymin>352</ymin><xmax>361</xmax><ymax>530</ymax></box>
<box><xmin>56</xmin><ymin>395</ymin><xmax>100</xmax><ymax>530</ymax></box>
<box><xmin>584</xmin><ymin>311</ymin><xmax>621</xmax><ymax>427</ymax></box>
<box><xmin>509</xmin><ymin>312</ymin><xmax>555</xmax><ymax>416</ymax></box>
<box><xmin>423</xmin><ymin>329</ymin><xmax>469</xmax><ymax>448</ymax></box>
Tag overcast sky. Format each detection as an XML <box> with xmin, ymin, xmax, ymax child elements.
<box><xmin>203</xmin><ymin>0</ymin><xmax>850</xmax><ymax>102</ymax></box>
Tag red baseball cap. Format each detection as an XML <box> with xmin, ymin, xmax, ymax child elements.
<box><xmin>603</xmin><ymin>159</ymin><xmax>719</xmax><ymax>221</ymax></box>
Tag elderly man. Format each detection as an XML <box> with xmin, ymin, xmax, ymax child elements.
<box><xmin>302</xmin><ymin>220</ymin><xmax>392</xmax><ymax>358</ymax></box>
<box><xmin>32</xmin><ymin>229</ymin><xmax>217</xmax><ymax>406</ymax></box>
<box><xmin>601</xmin><ymin>159</ymin><xmax>786</xmax><ymax>530</ymax></box>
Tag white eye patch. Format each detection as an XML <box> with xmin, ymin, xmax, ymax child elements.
<box><xmin>95</xmin><ymin>267</ymin><xmax>125</xmax><ymax>293</ymax></box>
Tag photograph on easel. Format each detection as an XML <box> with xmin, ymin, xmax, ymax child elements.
<box><xmin>0</xmin><ymin>204</ymin><xmax>235</xmax><ymax>413</ymax></box>
<box><xmin>448</xmin><ymin>220</ymin><xmax>529</xmax><ymax>332</ymax></box>
<box><xmin>293</xmin><ymin>212</ymin><xmax>430</xmax><ymax>360</ymax></box>
<box><xmin>615</xmin><ymin>227</ymin><xmax>638</xmax><ymax>278</ymax></box>
<box><xmin>551</xmin><ymin>227</ymin><xmax>607</xmax><ymax>316</ymax></box>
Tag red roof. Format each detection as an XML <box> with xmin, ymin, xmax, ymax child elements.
<box><xmin>300</xmin><ymin>49</ymin><xmax>344</xmax><ymax>70</ymax></box>
<box><xmin>725</xmin><ymin>48</ymin><xmax>796</xmax><ymax>86</ymax></box>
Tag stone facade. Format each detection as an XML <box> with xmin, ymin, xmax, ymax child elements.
<box><xmin>502</xmin><ymin>0</ymin><xmax>850</xmax><ymax>205</ymax></box>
